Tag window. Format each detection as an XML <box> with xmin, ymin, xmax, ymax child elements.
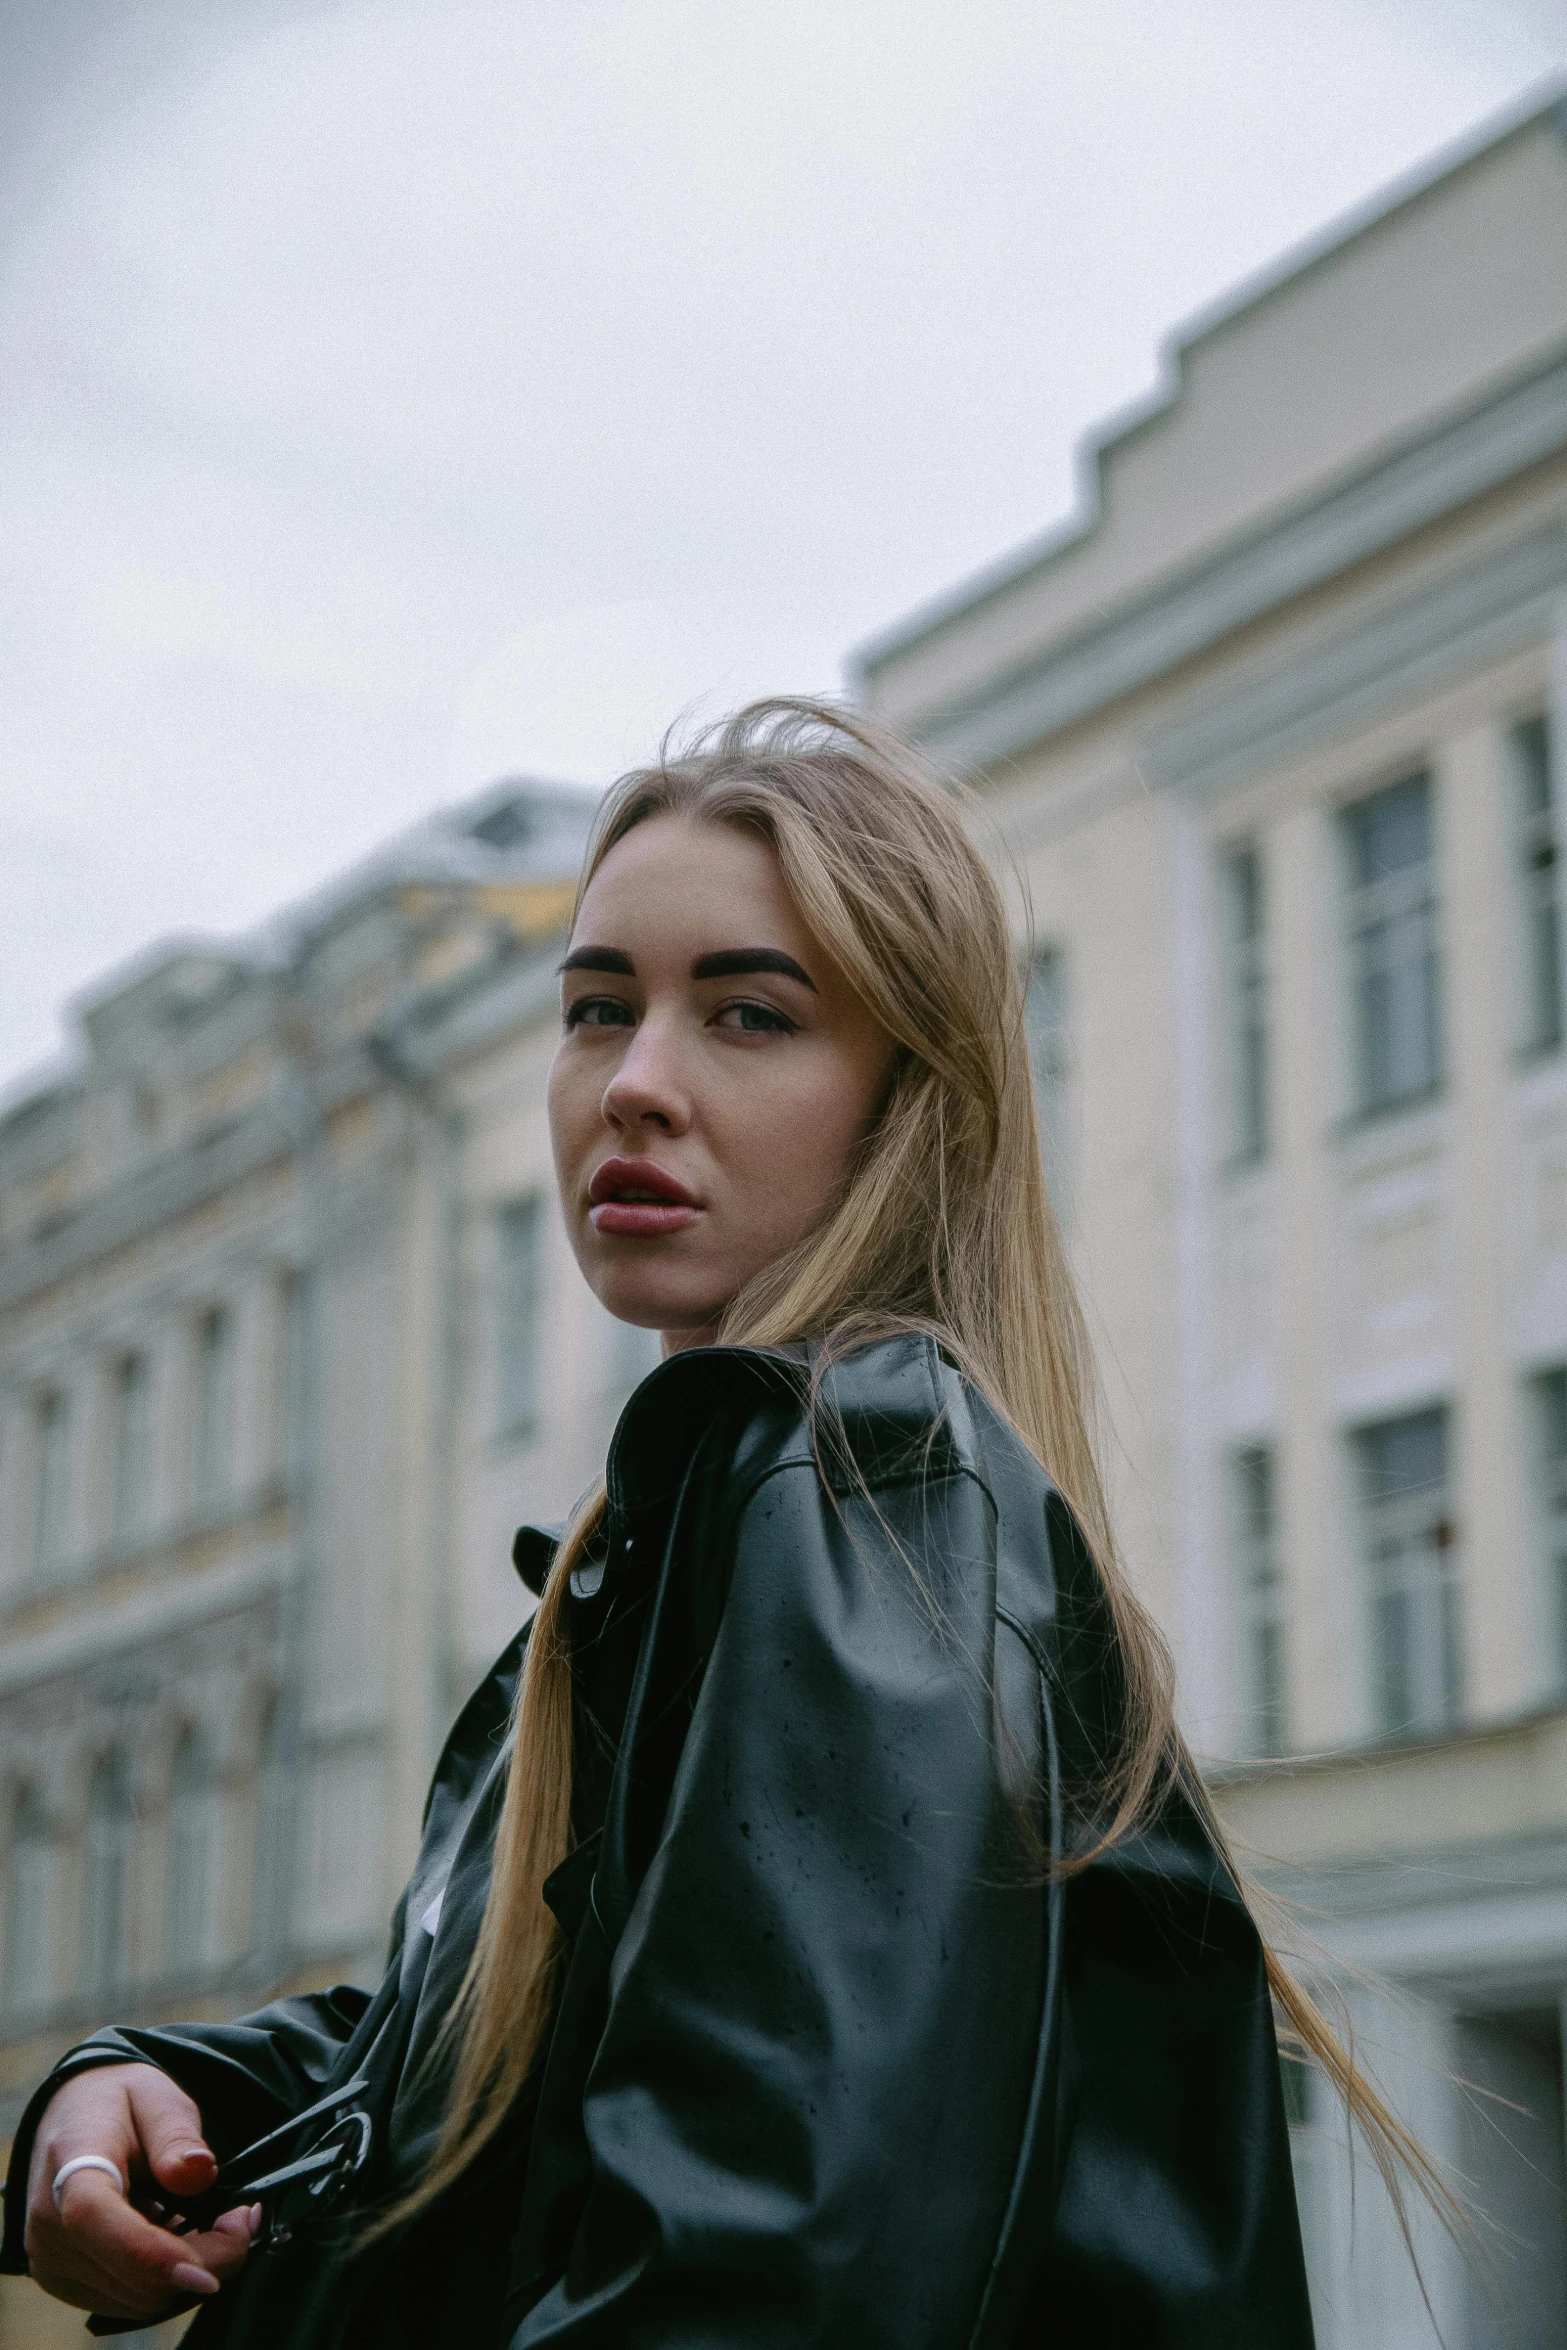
<box><xmin>469</xmin><ymin>797</ymin><xmax>533</xmax><ymax>851</ymax></box>
<box><xmin>1513</xmin><ymin>714</ymin><xmax>1562</xmax><ymax>1055</ymax></box>
<box><xmin>193</xmin><ymin>1307</ymin><xmax>233</xmax><ymax>1503</ymax></box>
<box><xmin>3</xmin><ymin>1786</ymin><xmax>53</xmax><ymax>2017</ymax></box>
<box><xmin>164</xmin><ymin>1729</ymin><xmax>220</xmax><ymax>1976</ymax></box>
<box><xmin>251</xmin><ymin>1699</ymin><xmax>291</xmax><ymax>1959</ymax></box>
<box><xmin>33</xmin><ymin>1389</ymin><xmax>70</xmax><ymax>1576</ymax></box>
<box><xmin>1280</xmin><ymin>2053</ymin><xmax>1314</xmax><ymax>2127</ymax></box>
<box><xmin>1342</xmin><ymin>773</ymin><xmax>1442</xmax><ymax>1116</ymax></box>
<box><xmin>1024</xmin><ymin>946</ymin><xmax>1072</xmax><ymax>1216</ymax></box>
<box><xmin>278</xmin><ymin>1270</ymin><xmax>314</xmax><ymax>1480</ymax></box>
<box><xmin>495</xmin><ymin>1196</ymin><xmax>544</xmax><ymax>1438</ymax></box>
<box><xmin>1280</xmin><ymin>2055</ymin><xmax>1332</xmax><ymax>2334</ymax></box>
<box><xmin>1231</xmin><ymin>1445</ymin><xmax>1286</xmax><ymax>1755</ymax></box>
<box><xmin>1532</xmin><ymin>1369</ymin><xmax>1567</xmax><ymax>1689</ymax></box>
<box><xmin>1357</xmin><ymin>1406</ymin><xmax>1461</xmax><ymax>1737</ymax></box>
<box><xmin>81</xmin><ymin>1751</ymin><xmax>135</xmax><ymax>1998</ymax></box>
<box><xmin>111</xmin><ymin>1353</ymin><xmax>151</xmax><ymax>1544</ymax></box>
<box><xmin>1219</xmin><ymin>844</ymin><xmax>1269</xmax><ymax>1163</ymax></box>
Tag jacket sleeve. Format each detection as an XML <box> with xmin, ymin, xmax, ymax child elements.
<box><xmin>513</xmin><ymin>1458</ymin><xmax>1045</xmax><ymax>2349</ymax></box>
<box><xmin>1044</xmin><ymin>1815</ymin><xmax>1315</xmax><ymax>2347</ymax></box>
<box><xmin>0</xmin><ymin>1981</ymin><xmax>375</xmax><ymax>2273</ymax></box>
<box><xmin>1033</xmin><ymin>1491</ymin><xmax>1315</xmax><ymax>2348</ymax></box>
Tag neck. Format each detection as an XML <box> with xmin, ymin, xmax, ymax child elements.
<box><xmin>660</xmin><ymin>1324</ymin><xmax>721</xmax><ymax>1358</ymax></box>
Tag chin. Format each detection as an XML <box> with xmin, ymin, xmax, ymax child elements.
<box><xmin>594</xmin><ymin>1273</ymin><xmax>724</xmax><ymax>1334</ymax></box>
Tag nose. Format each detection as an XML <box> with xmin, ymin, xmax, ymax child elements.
<box><xmin>599</xmin><ymin>1011</ymin><xmax>692</xmax><ymax>1136</ymax></box>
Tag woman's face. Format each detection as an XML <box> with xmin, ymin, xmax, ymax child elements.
<box><xmin>548</xmin><ymin>814</ymin><xmax>892</xmax><ymax>1349</ymax></box>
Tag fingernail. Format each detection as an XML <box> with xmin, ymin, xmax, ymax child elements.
<box><xmin>172</xmin><ymin>2263</ymin><xmax>220</xmax><ymax>2296</ymax></box>
<box><xmin>177</xmin><ymin>2146</ymin><xmax>213</xmax><ymax>2166</ymax></box>
<box><xmin>249</xmin><ymin>2203</ymin><xmax>263</xmax><ymax>2236</ymax></box>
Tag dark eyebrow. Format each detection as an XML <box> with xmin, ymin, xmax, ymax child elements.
<box><xmin>559</xmin><ymin>946</ymin><xmax>635</xmax><ymax>976</ymax></box>
<box><xmin>691</xmin><ymin>947</ymin><xmax>817</xmax><ymax>992</ymax></box>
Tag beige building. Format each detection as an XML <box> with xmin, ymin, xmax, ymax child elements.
<box><xmin>861</xmin><ymin>91</ymin><xmax>1567</xmax><ymax>2350</ymax></box>
<box><xmin>0</xmin><ymin>781</ymin><xmax>667</xmax><ymax>2346</ymax></box>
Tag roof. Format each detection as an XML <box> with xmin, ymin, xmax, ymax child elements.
<box><xmin>270</xmin><ymin>775</ymin><xmax>598</xmax><ymax>955</ymax></box>
<box><xmin>1</xmin><ymin>774</ymin><xmax>599</xmax><ymax>1138</ymax></box>
<box><xmin>857</xmin><ymin>85</ymin><xmax>1567</xmax><ymax>746</ymax></box>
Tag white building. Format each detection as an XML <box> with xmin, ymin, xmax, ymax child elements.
<box><xmin>860</xmin><ymin>90</ymin><xmax>1567</xmax><ymax>2350</ymax></box>
<box><xmin>0</xmin><ymin>779</ymin><xmax>668</xmax><ymax>2347</ymax></box>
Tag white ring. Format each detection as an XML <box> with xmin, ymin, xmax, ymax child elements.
<box><xmin>52</xmin><ymin>2155</ymin><xmax>125</xmax><ymax>2206</ymax></box>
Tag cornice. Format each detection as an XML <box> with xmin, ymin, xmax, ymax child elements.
<box><xmin>0</xmin><ymin>1543</ymin><xmax>295</xmax><ymax>1700</ymax></box>
<box><xmin>990</xmin><ymin>519</ymin><xmax>1565</xmax><ymax>863</ymax></box>
<box><xmin>888</xmin><ymin>341</ymin><xmax>1567</xmax><ymax>775</ymax></box>
<box><xmin>0</xmin><ymin>1044</ymin><xmax>380</xmax><ymax>1316</ymax></box>
<box><xmin>1146</xmin><ymin>518</ymin><xmax>1567</xmax><ymax>797</ymax></box>
<box><xmin>858</xmin><ymin>90</ymin><xmax>1567</xmax><ymax>683</ymax></box>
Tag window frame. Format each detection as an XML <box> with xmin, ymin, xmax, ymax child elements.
<box><xmin>110</xmin><ymin>1351</ymin><xmax>152</xmax><ymax>1546</ymax></box>
<box><xmin>251</xmin><ymin>1697</ymin><xmax>292</xmax><ymax>1961</ymax></box>
<box><xmin>1339</xmin><ymin>770</ymin><xmax>1443</xmax><ymax>1122</ymax></box>
<box><xmin>1218</xmin><ymin>841</ymin><xmax>1270</xmax><ymax>1167</ymax></box>
<box><xmin>493</xmin><ymin>1192</ymin><xmax>546</xmax><ymax>1443</ymax></box>
<box><xmin>1511</xmin><ymin>712</ymin><xmax>1562</xmax><ymax>1059</ymax></box>
<box><xmin>192</xmin><ymin>1305</ymin><xmax>234</xmax><ymax>1506</ymax></box>
<box><xmin>3</xmin><ymin>1784</ymin><xmax>53</xmax><ymax>2019</ymax></box>
<box><xmin>32</xmin><ymin>1387</ymin><xmax>71</xmax><ymax>1580</ymax></box>
<box><xmin>81</xmin><ymin>1750</ymin><xmax>136</xmax><ymax>1999</ymax></box>
<box><xmin>1229</xmin><ymin>1442</ymin><xmax>1287</xmax><ymax>1756</ymax></box>
<box><xmin>1023</xmin><ymin>943</ymin><xmax>1072</xmax><ymax>1220</ymax></box>
<box><xmin>1355</xmin><ymin>1403</ymin><xmax>1462</xmax><ymax>1740</ymax></box>
<box><xmin>164</xmin><ymin>1727</ymin><xmax>221</xmax><ymax>1978</ymax></box>
<box><xmin>1530</xmin><ymin>1367</ymin><xmax>1567</xmax><ymax>1694</ymax></box>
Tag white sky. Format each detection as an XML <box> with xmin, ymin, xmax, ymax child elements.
<box><xmin>2</xmin><ymin>0</ymin><xmax>1564</xmax><ymax>1096</ymax></box>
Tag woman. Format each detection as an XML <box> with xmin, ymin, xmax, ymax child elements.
<box><xmin>5</xmin><ymin>702</ymin><xmax>1391</xmax><ymax>2343</ymax></box>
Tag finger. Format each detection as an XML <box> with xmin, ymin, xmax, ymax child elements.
<box><xmin>123</xmin><ymin>2071</ymin><xmax>215</xmax><ymax>2193</ymax></box>
<box><xmin>25</xmin><ymin>2241</ymin><xmax>200</xmax><ymax>2326</ymax></box>
<box><xmin>174</xmin><ymin>2209</ymin><xmax>253</xmax><ymax>2283</ymax></box>
<box><xmin>35</xmin><ymin>2171</ymin><xmax>220</xmax><ymax>2312</ymax></box>
<box><xmin>30</xmin><ymin>2078</ymin><xmax>142</xmax><ymax>2218</ymax></box>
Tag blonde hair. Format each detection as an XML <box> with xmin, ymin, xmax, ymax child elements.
<box><xmin>394</xmin><ymin>697</ymin><xmax>1454</xmax><ymax>2254</ymax></box>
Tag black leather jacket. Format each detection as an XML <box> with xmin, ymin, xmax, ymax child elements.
<box><xmin>2</xmin><ymin>1337</ymin><xmax>1313</xmax><ymax>2346</ymax></box>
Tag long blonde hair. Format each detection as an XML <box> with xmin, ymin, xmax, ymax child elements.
<box><xmin>397</xmin><ymin>697</ymin><xmax>1452</xmax><ymax>2250</ymax></box>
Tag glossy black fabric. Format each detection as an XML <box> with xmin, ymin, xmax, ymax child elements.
<box><xmin>1</xmin><ymin>1337</ymin><xmax>1314</xmax><ymax>2347</ymax></box>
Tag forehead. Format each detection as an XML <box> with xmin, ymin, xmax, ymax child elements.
<box><xmin>575</xmin><ymin>814</ymin><xmax>803</xmax><ymax>937</ymax></box>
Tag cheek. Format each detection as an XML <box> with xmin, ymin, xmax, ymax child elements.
<box><xmin>720</xmin><ymin>1046</ymin><xmax>881</xmax><ymax>1229</ymax></box>
<box><xmin>546</xmin><ymin>1050</ymin><xmax>593</xmax><ymax>1185</ymax></box>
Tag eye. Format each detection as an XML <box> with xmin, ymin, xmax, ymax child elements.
<box><xmin>714</xmin><ymin>999</ymin><xmax>797</xmax><ymax>1035</ymax></box>
<box><xmin>564</xmin><ymin>996</ymin><xmax>635</xmax><ymax>1030</ymax></box>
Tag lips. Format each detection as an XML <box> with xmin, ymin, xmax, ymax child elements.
<box><xmin>588</xmin><ymin>1156</ymin><xmax>700</xmax><ymax>1237</ymax></box>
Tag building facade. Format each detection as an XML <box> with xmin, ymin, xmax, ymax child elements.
<box><xmin>860</xmin><ymin>93</ymin><xmax>1567</xmax><ymax>2350</ymax></box>
<box><xmin>0</xmin><ymin>782</ymin><xmax>660</xmax><ymax>2346</ymax></box>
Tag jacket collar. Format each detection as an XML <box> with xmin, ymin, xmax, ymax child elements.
<box><xmin>604</xmin><ymin>1342</ymin><xmax>806</xmax><ymax>1528</ymax></box>
<box><xmin>510</xmin><ymin>1332</ymin><xmax>968</xmax><ymax>1597</ymax></box>
<box><xmin>508</xmin><ymin>1346</ymin><xmax>803</xmax><ymax>1600</ymax></box>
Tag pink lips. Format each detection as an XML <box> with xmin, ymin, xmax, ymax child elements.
<box><xmin>588</xmin><ymin>1156</ymin><xmax>700</xmax><ymax>1238</ymax></box>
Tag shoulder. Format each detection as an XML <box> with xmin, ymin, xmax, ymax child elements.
<box><xmin>606</xmin><ymin>1329</ymin><xmax>1042</xmax><ymax>1521</ymax></box>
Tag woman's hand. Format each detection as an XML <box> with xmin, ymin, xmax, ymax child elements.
<box><xmin>24</xmin><ymin>2062</ymin><xmax>258</xmax><ymax>2322</ymax></box>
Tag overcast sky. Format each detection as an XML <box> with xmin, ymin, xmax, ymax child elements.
<box><xmin>2</xmin><ymin>0</ymin><xmax>1563</xmax><ymax>1097</ymax></box>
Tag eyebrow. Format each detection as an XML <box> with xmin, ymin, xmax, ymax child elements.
<box><xmin>559</xmin><ymin>946</ymin><xmax>635</xmax><ymax>975</ymax></box>
<box><xmin>559</xmin><ymin>945</ymin><xmax>817</xmax><ymax>992</ymax></box>
<box><xmin>691</xmin><ymin>947</ymin><xmax>816</xmax><ymax>991</ymax></box>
